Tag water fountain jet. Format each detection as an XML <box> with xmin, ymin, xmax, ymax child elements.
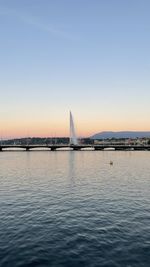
<box><xmin>69</xmin><ymin>111</ymin><xmax>78</xmax><ymax>145</ymax></box>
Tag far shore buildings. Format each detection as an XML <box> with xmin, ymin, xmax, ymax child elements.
<box><xmin>94</xmin><ymin>138</ymin><xmax>150</xmax><ymax>145</ymax></box>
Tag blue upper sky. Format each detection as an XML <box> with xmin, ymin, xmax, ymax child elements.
<box><xmin>0</xmin><ymin>0</ymin><xmax>150</xmax><ymax>137</ymax></box>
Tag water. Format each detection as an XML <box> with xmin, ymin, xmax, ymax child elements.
<box><xmin>0</xmin><ymin>151</ymin><xmax>150</xmax><ymax>267</ymax></box>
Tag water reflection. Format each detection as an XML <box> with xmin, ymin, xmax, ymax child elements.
<box><xmin>0</xmin><ymin>151</ymin><xmax>150</xmax><ymax>267</ymax></box>
<box><xmin>68</xmin><ymin>151</ymin><xmax>76</xmax><ymax>187</ymax></box>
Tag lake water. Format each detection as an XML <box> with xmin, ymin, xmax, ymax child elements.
<box><xmin>0</xmin><ymin>151</ymin><xmax>150</xmax><ymax>267</ymax></box>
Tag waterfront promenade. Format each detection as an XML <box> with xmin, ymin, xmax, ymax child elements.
<box><xmin>0</xmin><ymin>144</ymin><xmax>150</xmax><ymax>151</ymax></box>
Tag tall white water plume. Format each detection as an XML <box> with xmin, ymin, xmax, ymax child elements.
<box><xmin>70</xmin><ymin>111</ymin><xmax>78</xmax><ymax>145</ymax></box>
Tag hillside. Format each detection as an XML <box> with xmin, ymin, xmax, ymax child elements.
<box><xmin>91</xmin><ymin>131</ymin><xmax>150</xmax><ymax>139</ymax></box>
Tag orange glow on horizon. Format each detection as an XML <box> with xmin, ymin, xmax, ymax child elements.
<box><xmin>1</xmin><ymin>116</ymin><xmax>150</xmax><ymax>139</ymax></box>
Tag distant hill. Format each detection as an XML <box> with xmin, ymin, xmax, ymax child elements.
<box><xmin>90</xmin><ymin>131</ymin><xmax>150</xmax><ymax>139</ymax></box>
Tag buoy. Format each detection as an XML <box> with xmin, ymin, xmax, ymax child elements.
<box><xmin>110</xmin><ymin>161</ymin><xmax>113</xmax><ymax>165</ymax></box>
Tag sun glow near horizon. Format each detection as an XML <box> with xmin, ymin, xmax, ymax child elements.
<box><xmin>1</xmin><ymin>113</ymin><xmax>150</xmax><ymax>139</ymax></box>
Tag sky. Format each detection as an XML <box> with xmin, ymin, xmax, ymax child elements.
<box><xmin>0</xmin><ymin>0</ymin><xmax>150</xmax><ymax>138</ymax></box>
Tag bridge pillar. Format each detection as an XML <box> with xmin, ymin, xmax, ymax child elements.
<box><xmin>94</xmin><ymin>147</ymin><xmax>103</xmax><ymax>150</ymax></box>
<box><xmin>73</xmin><ymin>147</ymin><xmax>81</xmax><ymax>151</ymax></box>
<box><xmin>0</xmin><ymin>147</ymin><xmax>2</xmax><ymax>152</ymax></box>
<box><xmin>26</xmin><ymin>147</ymin><xmax>30</xmax><ymax>151</ymax></box>
<box><xmin>51</xmin><ymin>147</ymin><xmax>56</xmax><ymax>151</ymax></box>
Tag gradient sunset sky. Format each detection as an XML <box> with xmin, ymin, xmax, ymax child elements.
<box><xmin>0</xmin><ymin>0</ymin><xmax>150</xmax><ymax>138</ymax></box>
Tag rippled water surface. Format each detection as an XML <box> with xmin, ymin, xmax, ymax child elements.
<box><xmin>0</xmin><ymin>151</ymin><xmax>150</xmax><ymax>267</ymax></box>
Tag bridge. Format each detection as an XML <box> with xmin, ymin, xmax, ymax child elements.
<box><xmin>0</xmin><ymin>144</ymin><xmax>150</xmax><ymax>151</ymax></box>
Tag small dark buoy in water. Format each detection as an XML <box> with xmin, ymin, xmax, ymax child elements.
<box><xmin>110</xmin><ymin>161</ymin><xmax>113</xmax><ymax>165</ymax></box>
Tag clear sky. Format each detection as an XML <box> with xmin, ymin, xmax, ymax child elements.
<box><xmin>0</xmin><ymin>0</ymin><xmax>150</xmax><ymax>138</ymax></box>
